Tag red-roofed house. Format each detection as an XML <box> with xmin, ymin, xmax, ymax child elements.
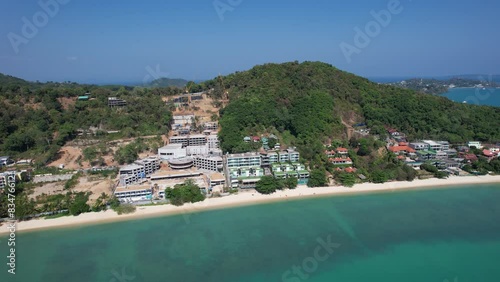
<box><xmin>252</xmin><ymin>136</ymin><xmax>261</xmax><ymax>142</ymax></box>
<box><xmin>336</xmin><ymin>147</ymin><xmax>349</xmax><ymax>155</ymax></box>
<box><xmin>344</xmin><ymin>167</ymin><xmax>357</xmax><ymax>173</ymax></box>
<box><xmin>389</xmin><ymin>146</ymin><xmax>416</xmax><ymax>155</ymax></box>
<box><xmin>329</xmin><ymin>157</ymin><xmax>353</xmax><ymax>165</ymax></box>
<box><xmin>325</xmin><ymin>150</ymin><xmax>336</xmax><ymax>158</ymax></box>
<box><xmin>483</xmin><ymin>149</ymin><xmax>494</xmax><ymax>158</ymax></box>
<box><xmin>465</xmin><ymin>154</ymin><xmax>479</xmax><ymax>163</ymax></box>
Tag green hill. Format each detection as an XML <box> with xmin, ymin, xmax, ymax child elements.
<box><xmin>0</xmin><ymin>73</ymin><xmax>30</xmax><ymax>85</ymax></box>
<box><xmin>148</xmin><ymin>77</ymin><xmax>188</xmax><ymax>88</ymax></box>
<box><xmin>203</xmin><ymin>61</ymin><xmax>500</xmax><ymax>155</ymax></box>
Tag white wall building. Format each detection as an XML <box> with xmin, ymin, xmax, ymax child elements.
<box><xmin>158</xmin><ymin>144</ymin><xmax>187</xmax><ymax>160</ymax></box>
<box><xmin>422</xmin><ymin>140</ymin><xmax>443</xmax><ymax>151</ymax></box>
<box><xmin>207</xmin><ymin>134</ymin><xmax>220</xmax><ymax>150</ymax></box>
<box><xmin>467</xmin><ymin>141</ymin><xmax>483</xmax><ymax>149</ymax></box>
<box><xmin>409</xmin><ymin>142</ymin><xmax>430</xmax><ymax>151</ymax></box>
<box><xmin>169</xmin><ymin>134</ymin><xmax>208</xmax><ymax>148</ymax></box>
<box><xmin>134</xmin><ymin>156</ymin><xmax>160</xmax><ymax>176</ymax></box>
<box><xmin>226</xmin><ymin>152</ymin><xmax>262</xmax><ymax>168</ymax></box>
<box><xmin>194</xmin><ymin>155</ymin><xmax>223</xmax><ymax>172</ymax></box>
<box><xmin>172</xmin><ymin>113</ymin><xmax>195</xmax><ymax>127</ymax></box>
<box><xmin>186</xmin><ymin>145</ymin><xmax>209</xmax><ymax>156</ymax></box>
<box><xmin>114</xmin><ymin>185</ymin><xmax>152</xmax><ymax>201</ymax></box>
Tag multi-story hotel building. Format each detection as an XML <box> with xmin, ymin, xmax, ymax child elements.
<box><xmin>226</xmin><ymin>152</ymin><xmax>262</xmax><ymax>168</ymax></box>
<box><xmin>194</xmin><ymin>155</ymin><xmax>223</xmax><ymax>172</ymax></box>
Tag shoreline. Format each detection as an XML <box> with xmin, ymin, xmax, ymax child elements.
<box><xmin>1</xmin><ymin>175</ymin><xmax>500</xmax><ymax>235</ymax></box>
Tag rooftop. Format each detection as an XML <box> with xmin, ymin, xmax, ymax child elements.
<box><xmin>151</xmin><ymin>169</ymin><xmax>202</xmax><ymax>178</ymax></box>
<box><xmin>167</xmin><ymin>157</ymin><xmax>194</xmax><ymax>165</ymax></box>
<box><xmin>208</xmin><ymin>172</ymin><xmax>225</xmax><ymax>181</ymax></box>
<box><xmin>227</xmin><ymin>152</ymin><xmax>260</xmax><ymax>158</ymax></box>
<box><xmin>159</xmin><ymin>143</ymin><xmax>183</xmax><ymax>150</ymax></box>
<box><xmin>115</xmin><ymin>185</ymin><xmax>151</xmax><ymax>193</ymax></box>
<box><xmin>120</xmin><ymin>164</ymin><xmax>144</xmax><ymax>171</ymax></box>
<box><xmin>195</xmin><ymin>155</ymin><xmax>223</xmax><ymax>161</ymax></box>
<box><xmin>422</xmin><ymin>140</ymin><xmax>440</xmax><ymax>146</ymax></box>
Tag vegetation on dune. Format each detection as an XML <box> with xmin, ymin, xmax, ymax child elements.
<box><xmin>164</xmin><ymin>179</ymin><xmax>205</xmax><ymax>206</ymax></box>
<box><xmin>113</xmin><ymin>203</ymin><xmax>137</xmax><ymax>215</ymax></box>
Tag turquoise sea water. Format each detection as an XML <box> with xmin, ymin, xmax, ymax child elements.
<box><xmin>442</xmin><ymin>87</ymin><xmax>500</xmax><ymax>107</ymax></box>
<box><xmin>1</xmin><ymin>184</ymin><xmax>500</xmax><ymax>282</ymax></box>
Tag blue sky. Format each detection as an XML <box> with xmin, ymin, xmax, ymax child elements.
<box><xmin>1</xmin><ymin>0</ymin><xmax>499</xmax><ymax>84</ymax></box>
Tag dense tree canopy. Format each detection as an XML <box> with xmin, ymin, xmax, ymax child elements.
<box><xmin>210</xmin><ymin>61</ymin><xmax>500</xmax><ymax>156</ymax></box>
<box><xmin>0</xmin><ymin>76</ymin><xmax>175</xmax><ymax>163</ymax></box>
<box><xmin>165</xmin><ymin>180</ymin><xmax>205</xmax><ymax>206</ymax></box>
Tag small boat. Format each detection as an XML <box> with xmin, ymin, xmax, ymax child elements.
<box><xmin>462</xmin><ymin>101</ymin><xmax>467</xmax><ymax>103</ymax></box>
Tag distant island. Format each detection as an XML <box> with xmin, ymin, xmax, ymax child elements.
<box><xmin>386</xmin><ymin>77</ymin><xmax>499</xmax><ymax>95</ymax></box>
<box><xmin>148</xmin><ymin>77</ymin><xmax>189</xmax><ymax>88</ymax></box>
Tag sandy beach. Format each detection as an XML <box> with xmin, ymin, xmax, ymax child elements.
<box><xmin>2</xmin><ymin>175</ymin><xmax>500</xmax><ymax>235</ymax></box>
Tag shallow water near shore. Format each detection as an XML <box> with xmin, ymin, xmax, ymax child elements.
<box><xmin>1</xmin><ymin>184</ymin><xmax>500</xmax><ymax>282</ymax></box>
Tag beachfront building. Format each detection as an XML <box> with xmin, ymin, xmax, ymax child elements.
<box><xmin>119</xmin><ymin>164</ymin><xmax>145</xmax><ymax>179</ymax></box>
<box><xmin>260</xmin><ymin>152</ymin><xmax>278</xmax><ymax>166</ymax></box>
<box><xmin>260</xmin><ymin>149</ymin><xmax>300</xmax><ymax>167</ymax></box>
<box><xmin>405</xmin><ymin>161</ymin><xmax>423</xmax><ymax>169</ymax></box>
<box><xmin>150</xmin><ymin>170</ymin><xmax>208</xmax><ymax>196</ymax></box>
<box><xmin>416</xmin><ymin>150</ymin><xmax>437</xmax><ymax>161</ymax></box>
<box><xmin>118</xmin><ymin>156</ymin><xmax>160</xmax><ymax>186</ymax></box>
<box><xmin>271</xmin><ymin>163</ymin><xmax>309</xmax><ymax>185</ymax></box>
<box><xmin>158</xmin><ymin>144</ymin><xmax>187</xmax><ymax>160</ymax></box>
<box><xmin>114</xmin><ymin>185</ymin><xmax>152</xmax><ymax>202</ymax></box>
<box><xmin>228</xmin><ymin>167</ymin><xmax>264</xmax><ymax>189</ymax></box>
<box><xmin>150</xmin><ymin>170</ymin><xmax>203</xmax><ymax>182</ymax></box>
<box><xmin>167</xmin><ymin>157</ymin><xmax>194</xmax><ymax>170</ymax></box>
<box><xmin>134</xmin><ymin>156</ymin><xmax>160</xmax><ymax>176</ymax></box>
<box><xmin>226</xmin><ymin>152</ymin><xmax>262</xmax><ymax>168</ymax></box>
<box><xmin>208</xmin><ymin>173</ymin><xmax>225</xmax><ymax>189</ymax></box>
<box><xmin>118</xmin><ymin>162</ymin><xmax>149</xmax><ymax>186</ymax></box>
<box><xmin>194</xmin><ymin>155</ymin><xmax>223</xmax><ymax>172</ymax></box>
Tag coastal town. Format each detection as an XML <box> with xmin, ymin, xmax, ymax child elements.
<box><xmin>1</xmin><ymin>90</ymin><xmax>500</xmax><ymax>222</ymax></box>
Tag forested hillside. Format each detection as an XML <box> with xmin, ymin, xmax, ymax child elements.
<box><xmin>0</xmin><ymin>76</ymin><xmax>180</xmax><ymax>164</ymax></box>
<box><xmin>204</xmin><ymin>61</ymin><xmax>500</xmax><ymax>156</ymax></box>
